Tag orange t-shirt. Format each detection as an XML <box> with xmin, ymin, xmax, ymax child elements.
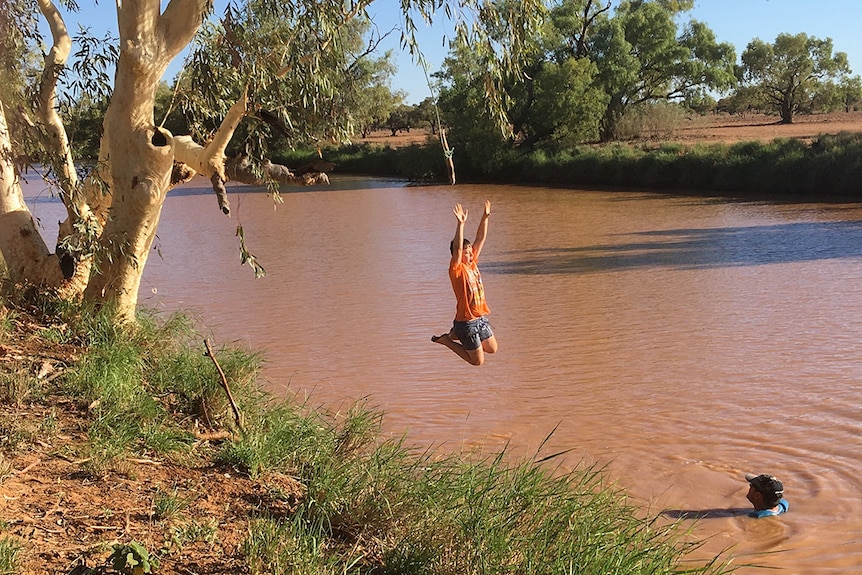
<box><xmin>449</xmin><ymin>259</ymin><xmax>490</xmax><ymax>321</ymax></box>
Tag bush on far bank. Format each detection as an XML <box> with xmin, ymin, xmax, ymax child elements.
<box><xmin>314</xmin><ymin>131</ymin><xmax>862</xmax><ymax>199</ymax></box>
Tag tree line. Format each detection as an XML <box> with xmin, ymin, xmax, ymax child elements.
<box><xmin>61</xmin><ymin>0</ymin><xmax>862</xmax><ymax>164</ymax></box>
<box><xmin>431</xmin><ymin>0</ymin><xmax>860</xmax><ymax>170</ymax></box>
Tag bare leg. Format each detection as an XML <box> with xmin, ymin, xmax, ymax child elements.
<box><xmin>482</xmin><ymin>335</ymin><xmax>498</xmax><ymax>354</ymax></box>
<box><xmin>432</xmin><ymin>332</ymin><xmax>484</xmax><ymax>366</ymax></box>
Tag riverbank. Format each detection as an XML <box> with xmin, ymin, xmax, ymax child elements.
<box><xmin>309</xmin><ymin>112</ymin><xmax>862</xmax><ymax>198</ymax></box>
<box><xmin>0</xmin><ymin>296</ymin><xmax>734</xmax><ymax>574</ymax></box>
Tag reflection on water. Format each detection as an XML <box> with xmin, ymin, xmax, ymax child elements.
<box><xmin>23</xmin><ymin>175</ymin><xmax>862</xmax><ymax>573</ymax></box>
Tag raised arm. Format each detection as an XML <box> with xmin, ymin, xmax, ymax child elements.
<box><xmin>471</xmin><ymin>200</ymin><xmax>491</xmax><ymax>259</ymax></box>
<box><xmin>450</xmin><ymin>203</ymin><xmax>468</xmax><ymax>268</ymax></box>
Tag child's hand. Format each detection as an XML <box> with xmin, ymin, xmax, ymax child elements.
<box><xmin>453</xmin><ymin>203</ymin><xmax>468</xmax><ymax>223</ymax></box>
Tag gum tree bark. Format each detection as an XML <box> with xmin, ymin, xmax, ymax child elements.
<box><xmin>0</xmin><ymin>0</ymin><xmax>330</xmax><ymax>321</ymax></box>
<box><xmin>0</xmin><ymin>100</ymin><xmax>64</xmax><ymax>285</ymax></box>
<box><xmin>79</xmin><ymin>0</ymin><xmax>211</xmax><ymax>319</ymax></box>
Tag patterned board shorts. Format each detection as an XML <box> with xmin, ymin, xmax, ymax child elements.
<box><xmin>452</xmin><ymin>316</ymin><xmax>494</xmax><ymax>351</ymax></box>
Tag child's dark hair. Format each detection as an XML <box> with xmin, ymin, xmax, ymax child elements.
<box><xmin>761</xmin><ymin>492</ymin><xmax>782</xmax><ymax>507</ymax></box>
<box><xmin>450</xmin><ymin>238</ymin><xmax>471</xmax><ymax>255</ymax></box>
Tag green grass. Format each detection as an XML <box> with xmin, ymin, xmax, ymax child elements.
<box><xmin>0</xmin><ymin>367</ymin><xmax>34</xmax><ymax>407</ymax></box>
<box><xmin>152</xmin><ymin>485</ymin><xmax>194</xmax><ymax>521</ymax></box>
<box><xmin>167</xmin><ymin>518</ymin><xmax>218</xmax><ymax>551</ymax></box>
<box><xmin>0</xmin><ymin>296</ymin><xmax>736</xmax><ymax>574</ymax></box>
<box><xmin>0</xmin><ymin>537</ymin><xmax>21</xmax><ymax>575</ymax></box>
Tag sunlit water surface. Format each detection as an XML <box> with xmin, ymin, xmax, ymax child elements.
<box><xmin>24</xmin><ymin>175</ymin><xmax>862</xmax><ymax>573</ymax></box>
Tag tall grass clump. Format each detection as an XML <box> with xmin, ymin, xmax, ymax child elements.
<box><xmin>0</xmin><ymin>304</ymin><xmax>12</xmax><ymax>341</ymax></box>
<box><xmin>152</xmin><ymin>485</ymin><xmax>194</xmax><ymax>521</ymax></box>
<box><xmin>222</xmin><ymin>389</ymin><xmax>733</xmax><ymax>574</ymax></box>
<box><xmin>0</xmin><ymin>536</ymin><xmax>21</xmax><ymax>575</ymax></box>
<box><xmin>0</xmin><ymin>366</ymin><xmax>34</xmax><ymax>407</ymax></box>
<box><xmin>54</xmin><ymin>304</ymin><xmax>261</xmax><ymax>471</ymax></box>
<box><xmin>394</xmin><ymin>454</ymin><xmax>730</xmax><ymax>575</ymax></box>
<box><xmin>237</xmin><ymin>423</ymin><xmax>734</xmax><ymax>575</ymax></box>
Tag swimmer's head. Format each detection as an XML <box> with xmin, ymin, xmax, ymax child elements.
<box><xmin>746</xmin><ymin>473</ymin><xmax>784</xmax><ymax>508</ymax></box>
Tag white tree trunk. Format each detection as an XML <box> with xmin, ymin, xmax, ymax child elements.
<box><xmin>4</xmin><ymin>0</ymin><xmax>332</xmax><ymax>321</ymax></box>
<box><xmin>0</xmin><ymin>100</ymin><xmax>64</xmax><ymax>286</ymax></box>
<box><xmin>35</xmin><ymin>0</ymin><xmax>99</xmax><ymax>297</ymax></box>
<box><xmin>81</xmin><ymin>0</ymin><xmax>208</xmax><ymax>321</ymax></box>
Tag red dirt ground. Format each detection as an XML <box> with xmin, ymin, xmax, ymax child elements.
<box><xmin>667</xmin><ymin>110</ymin><xmax>862</xmax><ymax>144</ymax></box>
<box><xmin>356</xmin><ymin>111</ymin><xmax>862</xmax><ymax>147</ymax></box>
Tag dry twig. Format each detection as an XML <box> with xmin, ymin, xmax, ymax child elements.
<box><xmin>203</xmin><ymin>338</ymin><xmax>244</xmax><ymax>432</ymax></box>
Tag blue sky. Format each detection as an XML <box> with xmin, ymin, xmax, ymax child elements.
<box><xmin>57</xmin><ymin>0</ymin><xmax>862</xmax><ymax>104</ymax></box>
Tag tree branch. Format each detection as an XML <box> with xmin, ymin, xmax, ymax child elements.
<box><xmin>173</xmin><ymin>91</ymin><xmax>249</xmax><ymax>215</ymax></box>
<box><xmin>159</xmin><ymin>0</ymin><xmax>210</xmax><ymax>57</ymax></box>
<box><xmin>35</xmin><ymin>0</ymin><xmax>78</xmax><ymax>202</ymax></box>
<box><xmin>203</xmin><ymin>338</ymin><xmax>244</xmax><ymax>433</ymax></box>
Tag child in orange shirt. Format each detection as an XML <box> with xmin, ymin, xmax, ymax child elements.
<box><xmin>432</xmin><ymin>201</ymin><xmax>498</xmax><ymax>366</ymax></box>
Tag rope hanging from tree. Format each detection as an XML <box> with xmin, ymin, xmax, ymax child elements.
<box><xmin>423</xmin><ymin>63</ymin><xmax>456</xmax><ymax>185</ymax></box>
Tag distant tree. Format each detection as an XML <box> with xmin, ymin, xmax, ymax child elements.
<box><xmin>515</xmin><ymin>57</ymin><xmax>605</xmax><ymax>146</ymax></box>
<box><xmin>436</xmin><ymin>0</ymin><xmax>608</xmax><ymax>151</ymax></box>
<box><xmin>716</xmin><ymin>86</ymin><xmax>766</xmax><ymax>117</ymax></box>
<box><xmin>590</xmin><ymin>0</ymin><xmax>736</xmax><ymax>141</ymax></box>
<box><xmin>335</xmin><ymin>42</ymin><xmax>402</xmax><ymax>140</ymax></box>
<box><xmin>507</xmin><ymin>0</ymin><xmax>608</xmax><ymax>147</ymax></box>
<box><xmin>355</xmin><ymin>85</ymin><xmax>402</xmax><ymax>137</ymax></box>
<box><xmin>63</xmin><ymin>94</ymin><xmax>109</xmax><ymax>160</ymax></box>
<box><xmin>411</xmin><ymin>97</ymin><xmax>439</xmax><ymax>133</ymax></box>
<box><xmin>435</xmin><ymin>46</ymin><xmax>507</xmax><ymax>172</ymax></box>
<box><xmin>386</xmin><ymin>104</ymin><xmax>413</xmax><ymax>135</ymax></box>
<box><xmin>838</xmin><ymin>76</ymin><xmax>862</xmax><ymax>112</ymax></box>
<box><xmin>739</xmin><ymin>33</ymin><xmax>853</xmax><ymax>124</ymax></box>
<box><xmin>434</xmin><ymin>0</ymin><xmax>735</xmax><ymax>153</ymax></box>
<box><xmin>683</xmin><ymin>92</ymin><xmax>717</xmax><ymax>115</ymax></box>
<box><xmin>153</xmin><ymin>81</ymin><xmax>186</xmax><ymax>137</ymax></box>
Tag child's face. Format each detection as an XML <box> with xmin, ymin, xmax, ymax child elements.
<box><xmin>461</xmin><ymin>244</ymin><xmax>474</xmax><ymax>264</ymax></box>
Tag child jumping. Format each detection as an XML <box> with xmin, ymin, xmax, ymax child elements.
<box><xmin>432</xmin><ymin>200</ymin><xmax>498</xmax><ymax>366</ymax></box>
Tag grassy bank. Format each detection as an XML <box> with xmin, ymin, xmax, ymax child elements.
<box><xmin>0</xmin><ymin>294</ymin><xmax>734</xmax><ymax>574</ymax></box>
<box><xmin>292</xmin><ymin>132</ymin><xmax>862</xmax><ymax>198</ymax></box>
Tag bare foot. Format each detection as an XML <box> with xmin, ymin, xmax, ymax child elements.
<box><xmin>431</xmin><ymin>333</ymin><xmax>451</xmax><ymax>344</ymax></box>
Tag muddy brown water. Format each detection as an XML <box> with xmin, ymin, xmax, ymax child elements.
<box><xmin>25</xmin><ymin>175</ymin><xmax>862</xmax><ymax>573</ymax></box>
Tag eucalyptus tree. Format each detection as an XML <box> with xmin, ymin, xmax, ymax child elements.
<box><xmin>435</xmin><ymin>0</ymin><xmax>608</xmax><ymax>161</ymax></box>
<box><xmin>412</xmin><ymin>97</ymin><xmax>439</xmax><ymax>133</ymax></box>
<box><xmin>435</xmin><ymin>45</ymin><xmax>510</xmax><ymax>173</ymax></box>
<box><xmin>0</xmin><ymin>0</ymin><xmax>545</xmax><ymax>322</ymax></box>
<box><xmin>739</xmin><ymin>33</ymin><xmax>856</xmax><ymax>124</ymax></box>
<box><xmin>350</xmin><ymin>61</ymin><xmax>403</xmax><ymax>138</ymax></box>
<box><xmin>436</xmin><ymin>0</ymin><xmax>735</xmax><ymax>148</ymax></box>
<box><xmin>590</xmin><ymin>0</ymin><xmax>736</xmax><ymax>141</ymax></box>
<box><xmin>837</xmin><ymin>76</ymin><xmax>862</xmax><ymax>113</ymax></box>
<box><xmin>499</xmin><ymin>0</ymin><xmax>609</xmax><ymax>148</ymax></box>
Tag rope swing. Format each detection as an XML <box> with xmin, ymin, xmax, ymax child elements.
<box><xmin>423</xmin><ymin>63</ymin><xmax>456</xmax><ymax>185</ymax></box>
